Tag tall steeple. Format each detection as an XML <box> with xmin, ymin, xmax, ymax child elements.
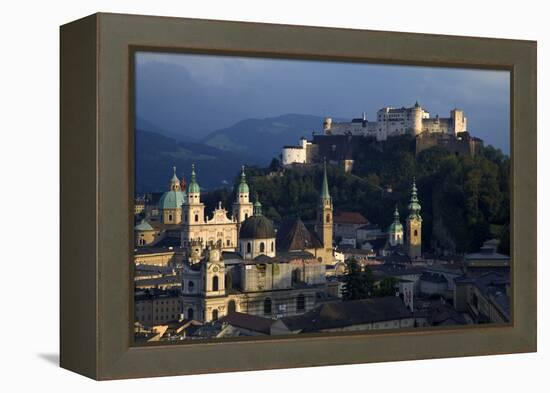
<box><xmin>406</xmin><ymin>177</ymin><xmax>422</xmax><ymax>258</ymax></box>
<box><xmin>320</xmin><ymin>159</ymin><xmax>331</xmax><ymax>203</ymax></box>
<box><xmin>315</xmin><ymin>159</ymin><xmax>334</xmax><ymax>264</ymax></box>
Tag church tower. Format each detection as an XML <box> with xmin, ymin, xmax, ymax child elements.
<box><xmin>406</xmin><ymin>178</ymin><xmax>422</xmax><ymax>258</ymax></box>
<box><xmin>388</xmin><ymin>205</ymin><xmax>404</xmax><ymax>246</ymax></box>
<box><xmin>315</xmin><ymin>160</ymin><xmax>333</xmax><ymax>263</ymax></box>
<box><xmin>182</xmin><ymin>164</ymin><xmax>205</xmax><ymax>226</ymax></box>
<box><xmin>232</xmin><ymin>166</ymin><xmax>254</xmax><ymax>224</ymax></box>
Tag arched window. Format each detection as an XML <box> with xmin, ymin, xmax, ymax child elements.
<box><xmin>297</xmin><ymin>294</ymin><xmax>305</xmax><ymax>311</ymax></box>
<box><xmin>212</xmin><ymin>309</ymin><xmax>218</xmax><ymax>321</ymax></box>
<box><xmin>168</xmin><ymin>214</ymin><xmax>173</xmax><ymax>221</ymax></box>
<box><xmin>271</xmin><ymin>242</ymin><xmax>274</xmax><ymax>252</ymax></box>
<box><xmin>244</xmin><ymin>213</ymin><xmax>249</xmax><ymax>219</ymax></box>
<box><xmin>212</xmin><ymin>276</ymin><xmax>219</xmax><ymax>291</ymax></box>
<box><xmin>187</xmin><ymin>307</ymin><xmax>194</xmax><ymax>320</ymax></box>
<box><xmin>260</xmin><ymin>242</ymin><xmax>265</xmax><ymax>253</ymax></box>
<box><xmin>188</xmin><ymin>281</ymin><xmax>194</xmax><ymax>293</ymax></box>
<box><xmin>226</xmin><ymin>239</ymin><xmax>231</xmax><ymax>246</ymax></box>
<box><xmin>247</xmin><ymin>242</ymin><xmax>251</xmax><ymax>254</ymax></box>
<box><xmin>227</xmin><ymin>300</ymin><xmax>236</xmax><ymax>314</ymax></box>
<box><xmin>326</xmin><ymin>214</ymin><xmax>331</xmax><ymax>223</ymax></box>
<box><xmin>414</xmin><ymin>229</ymin><xmax>418</xmax><ymax>236</ymax></box>
<box><xmin>194</xmin><ymin>214</ymin><xmax>199</xmax><ymax>222</ymax></box>
<box><xmin>263</xmin><ymin>297</ymin><xmax>272</xmax><ymax>315</ymax></box>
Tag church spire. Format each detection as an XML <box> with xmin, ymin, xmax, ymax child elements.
<box><xmin>408</xmin><ymin>177</ymin><xmax>421</xmax><ymax>219</ymax></box>
<box><xmin>188</xmin><ymin>163</ymin><xmax>200</xmax><ymax>194</ymax></box>
<box><xmin>237</xmin><ymin>165</ymin><xmax>250</xmax><ymax>195</ymax></box>
<box><xmin>320</xmin><ymin>159</ymin><xmax>331</xmax><ymax>201</ymax></box>
<box><xmin>253</xmin><ymin>193</ymin><xmax>262</xmax><ymax>216</ymax></box>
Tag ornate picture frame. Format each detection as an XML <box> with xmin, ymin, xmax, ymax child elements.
<box><xmin>60</xmin><ymin>13</ymin><xmax>536</xmax><ymax>380</ymax></box>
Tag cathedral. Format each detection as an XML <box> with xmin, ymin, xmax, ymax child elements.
<box><xmin>178</xmin><ymin>163</ymin><xmax>335</xmax><ymax>322</ymax></box>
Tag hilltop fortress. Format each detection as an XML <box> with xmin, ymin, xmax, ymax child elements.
<box><xmin>323</xmin><ymin>101</ymin><xmax>466</xmax><ymax>140</ymax></box>
<box><xmin>282</xmin><ymin>102</ymin><xmax>483</xmax><ymax>169</ymax></box>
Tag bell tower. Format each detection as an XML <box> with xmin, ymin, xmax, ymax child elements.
<box><xmin>315</xmin><ymin>160</ymin><xmax>333</xmax><ymax>263</ymax></box>
<box><xmin>232</xmin><ymin>166</ymin><xmax>253</xmax><ymax>224</ymax></box>
<box><xmin>406</xmin><ymin>178</ymin><xmax>422</xmax><ymax>258</ymax></box>
<box><xmin>181</xmin><ymin>164</ymin><xmax>206</xmax><ymax>245</ymax></box>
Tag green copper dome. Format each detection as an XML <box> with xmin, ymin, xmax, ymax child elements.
<box><xmin>237</xmin><ymin>166</ymin><xmax>249</xmax><ymax>194</ymax></box>
<box><xmin>187</xmin><ymin>164</ymin><xmax>200</xmax><ymax>194</ymax></box>
<box><xmin>388</xmin><ymin>206</ymin><xmax>403</xmax><ymax>233</ymax></box>
<box><xmin>158</xmin><ymin>190</ymin><xmax>186</xmax><ymax>210</ymax></box>
<box><xmin>135</xmin><ymin>219</ymin><xmax>154</xmax><ymax>231</ymax></box>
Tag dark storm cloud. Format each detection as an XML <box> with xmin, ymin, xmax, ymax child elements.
<box><xmin>136</xmin><ymin>52</ymin><xmax>510</xmax><ymax>153</ymax></box>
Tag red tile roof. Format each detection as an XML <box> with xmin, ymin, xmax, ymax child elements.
<box><xmin>333</xmin><ymin>211</ymin><xmax>369</xmax><ymax>224</ymax></box>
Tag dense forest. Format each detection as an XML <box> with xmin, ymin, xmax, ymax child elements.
<box><xmin>203</xmin><ymin>135</ymin><xmax>510</xmax><ymax>255</ymax></box>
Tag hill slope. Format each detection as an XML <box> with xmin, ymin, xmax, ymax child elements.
<box><xmin>201</xmin><ymin>114</ymin><xmax>326</xmax><ymax>163</ymax></box>
<box><xmin>135</xmin><ymin>129</ymin><xmax>259</xmax><ymax>194</ymax></box>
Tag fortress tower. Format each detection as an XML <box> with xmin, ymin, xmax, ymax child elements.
<box><xmin>406</xmin><ymin>178</ymin><xmax>422</xmax><ymax>259</ymax></box>
<box><xmin>411</xmin><ymin>101</ymin><xmax>423</xmax><ymax>136</ymax></box>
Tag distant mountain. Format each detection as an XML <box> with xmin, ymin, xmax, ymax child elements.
<box><xmin>136</xmin><ymin>116</ymin><xmax>197</xmax><ymax>143</ymax></box>
<box><xmin>135</xmin><ymin>129</ymin><xmax>260</xmax><ymax>194</ymax></box>
<box><xmin>201</xmin><ymin>114</ymin><xmax>327</xmax><ymax>164</ymax></box>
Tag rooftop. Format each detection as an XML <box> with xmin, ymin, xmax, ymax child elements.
<box><xmin>333</xmin><ymin>211</ymin><xmax>369</xmax><ymax>225</ymax></box>
<box><xmin>282</xmin><ymin>297</ymin><xmax>412</xmax><ymax>333</ymax></box>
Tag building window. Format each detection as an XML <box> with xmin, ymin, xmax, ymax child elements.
<box><xmin>414</xmin><ymin>229</ymin><xmax>418</xmax><ymax>236</ymax></box>
<box><xmin>212</xmin><ymin>275</ymin><xmax>219</xmax><ymax>291</ymax></box>
<box><xmin>168</xmin><ymin>214</ymin><xmax>173</xmax><ymax>221</ymax></box>
<box><xmin>260</xmin><ymin>242</ymin><xmax>265</xmax><ymax>253</ymax></box>
<box><xmin>188</xmin><ymin>281</ymin><xmax>194</xmax><ymax>292</ymax></box>
<box><xmin>244</xmin><ymin>213</ymin><xmax>249</xmax><ymax>219</ymax></box>
<box><xmin>264</xmin><ymin>297</ymin><xmax>272</xmax><ymax>315</ymax></box>
<box><xmin>247</xmin><ymin>242</ymin><xmax>251</xmax><ymax>253</ymax></box>
<box><xmin>227</xmin><ymin>300</ymin><xmax>236</xmax><ymax>314</ymax></box>
<box><xmin>297</xmin><ymin>294</ymin><xmax>305</xmax><ymax>311</ymax></box>
<box><xmin>194</xmin><ymin>214</ymin><xmax>199</xmax><ymax>222</ymax></box>
<box><xmin>326</xmin><ymin>214</ymin><xmax>331</xmax><ymax>223</ymax></box>
<box><xmin>226</xmin><ymin>239</ymin><xmax>230</xmax><ymax>246</ymax></box>
<box><xmin>271</xmin><ymin>241</ymin><xmax>274</xmax><ymax>252</ymax></box>
<box><xmin>212</xmin><ymin>309</ymin><xmax>219</xmax><ymax>321</ymax></box>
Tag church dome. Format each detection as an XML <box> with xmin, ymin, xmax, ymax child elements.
<box><xmin>239</xmin><ymin>215</ymin><xmax>276</xmax><ymax>239</ymax></box>
<box><xmin>134</xmin><ymin>219</ymin><xmax>154</xmax><ymax>231</ymax></box>
<box><xmin>388</xmin><ymin>221</ymin><xmax>403</xmax><ymax>233</ymax></box>
<box><xmin>158</xmin><ymin>190</ymin><xmax>185</xmax><ymax>210</ymax></box>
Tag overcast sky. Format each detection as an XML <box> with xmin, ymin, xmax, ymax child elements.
<box><xmin>136</xmin><ymin>52</ymin><xmax>510</xmax><ymax>153</ymax></box>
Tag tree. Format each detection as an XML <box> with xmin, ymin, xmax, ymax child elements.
<box><xmin>375</xmin><ymin>277</ymin><xmax>399</xmax><ymax>297</ymax></box>
<box><xmin>342</xmin><ymin>259</ymin><xmax>374</xmax><ymax>301</ymax></box>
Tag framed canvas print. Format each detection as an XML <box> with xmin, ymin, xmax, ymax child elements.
<box><xmin>60</xmin><ymin>13</ymin><xmax>536</xmax><ymax>380</ymax></box>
